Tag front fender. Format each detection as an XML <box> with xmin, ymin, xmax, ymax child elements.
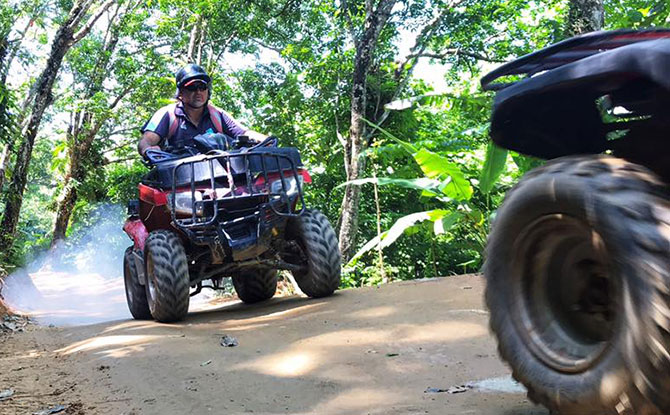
<box><xmin>123</xmin><ymin>219</ymin><xmax>149</xmax><ymax>251</ymax></box>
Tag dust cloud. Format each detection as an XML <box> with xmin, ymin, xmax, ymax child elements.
<box><xmin>1</xmin><ymin>204</ymin><xmax>132</xmax><ymax>326</ymax></box>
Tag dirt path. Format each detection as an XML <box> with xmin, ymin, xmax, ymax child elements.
<box><xmin>0</xmin><ymin>275</ymin><xmax>547</xmax><ymax>415</ymax></box>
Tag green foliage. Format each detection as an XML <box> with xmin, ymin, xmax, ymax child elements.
<box><xmin>605</xmin><ymin>0</ymin><xmax>670</xmax><ymax>28</ymax></box>
<box><xmin>479</xmin><ymin>142</ymin><xmax>507</xmax><ymax>194</ymax></box>
<box><xmin>104</xmin><ymin>162</ymin><xmax>147</xmax><ymax>204</ymax></box>
<box><xmin>1</xmin><ymin>0</ymin><xmax>653</xmax><ymax>289</ymax></box>
<box><xmin>341</xmin><ymin>117</ymin><xmax>501</xmax><ymax>271</ymax></box>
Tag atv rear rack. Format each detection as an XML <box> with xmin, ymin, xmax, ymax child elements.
<box><xmin>481</xmin><ymin>29</ymin><xmax>670</xmax><ymax>91</ymax></box>
<box><xmin>169</xmin><ymin>150</ymin><xmax>306</xmax><ymax>231</ymax></box>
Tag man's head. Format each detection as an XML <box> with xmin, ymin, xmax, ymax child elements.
<box><xmin>175</xmin><ymin>64</ymin><xmax>211</xmax><ymax>109</ymax></box>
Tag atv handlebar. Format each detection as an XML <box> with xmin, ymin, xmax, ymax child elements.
<box><xmin>251</xmin><ymin>136</ymin><xmax>278</xmax><ymax>149</ymax></box>
<box><xmin>143</xmin><ymin>136</ymin><xmax>279</xmax><ymax>166</ymax></box>
<box><xmin>143</xmin><ymin>148</ymin><xmax>178</xmax><ymax>164</ymax></box>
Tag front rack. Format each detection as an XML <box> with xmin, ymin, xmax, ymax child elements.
<box><xmin>169</xmin><ymin>150</ymin><xmax>306</xmax><ymax>231</ymax></box>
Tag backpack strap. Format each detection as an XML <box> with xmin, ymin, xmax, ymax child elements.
<box><xmin>166</xmin><ymin>103</ymin><xmax>179</xmax><ymax>141</ymax></box>
<box><xmin>207</xmin><ymin>103</ymin><xmax>224</xmax><ymax>134</ymax></box>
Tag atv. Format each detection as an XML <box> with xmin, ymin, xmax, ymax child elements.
<box><xmin>122</xmin><ymin>134</ymin><xmax>341</xmax><ymax>323</ymax></box>
<box><xmin>482</xmin><ymin>29</ymin><xmax>670</xmax><ymax>414</ymax></box>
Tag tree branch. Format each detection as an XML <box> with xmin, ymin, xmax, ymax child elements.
<box><xmin>339</xmin><ymin>0</ymin><xmax>359</xmax><ymax>50</ymax></box>
<box><xmin>69</xmin><ymin>0</ymin><xmax>97</xmax><ymax>31</ymax></box>
<box><xmin>248</xmin><ymin>38</ymin><xmax>301</xmax><ymax>71</ymax></box>
<box><xmin>102</xmin><ymin>155</ymin><xmax>135</xmax><ymax>166</ymax></box>
<box><xmin>102</xmin><ymin>136</ymin><xmax>136</xmax><ymax>154</ymax></box>
<box><xmin>212</xmin><ymin>31</ymin><xmax>238</xmax><ymax>65</ymax></box>
<box><xmin>108</xmin><ymin>85</ymin><xmax>133</xmax><ymax>110</ymax></box>
<box><xmin>272</xmin><ymin>0</ymin><xmax>298</xmax><ymax>18</ymax></box>
<box><xmin>370</xmin><ymin>5</ymin><xmax>460</xmax><ymax>137</ymax></box>
<box><xmin>72</xmin><ymin>0</ymin><xmax>116</xmax><ymax>44</ymax></box>
<box><xmin>407</xmin><ymin>50</ymin><xmax>505</xmax><ymax>63</ymax></box>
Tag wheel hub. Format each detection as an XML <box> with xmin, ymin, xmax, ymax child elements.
<box><xmin>513</xmin><ymin>214</ymin><xmax>620</xmax><ymax>373</ymax></box>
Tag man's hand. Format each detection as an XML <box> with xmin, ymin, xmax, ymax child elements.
<box><xmin>138</xmin><ymin>131</ymin><xmax>162</xmax><ymax>156</ymax></box>
<box><xmin>245</xmin><ymin>130</ymin><xmax>268</xmax><ymax>142</ymax></box>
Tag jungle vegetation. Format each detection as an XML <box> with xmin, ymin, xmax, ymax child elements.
<box><xmin>0</xmin><ymin>0</ymin><xmax>665</xmax><ymax>287</ymax></box>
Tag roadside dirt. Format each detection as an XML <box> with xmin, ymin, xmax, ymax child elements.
<box><xmin>0</xmin><ymin>275</ymin><xmax>548</xmax><ymax>415</ymax></box>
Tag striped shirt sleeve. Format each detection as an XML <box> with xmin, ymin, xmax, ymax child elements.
<box><xmin>141</xmin><ymin>105</ymin><xmax>172</xmax><ymax>139</ymax></box>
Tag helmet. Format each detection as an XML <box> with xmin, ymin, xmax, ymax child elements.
<box><xmin>175</xmin><ymin>64</ymin><xmax>211</xmax><ymax>89</ymax></box>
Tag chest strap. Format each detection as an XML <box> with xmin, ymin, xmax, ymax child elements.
<box><xmin>166</xmin><ymin>103</ymin><xmax>224</xmax><ymax>142</ymax></box>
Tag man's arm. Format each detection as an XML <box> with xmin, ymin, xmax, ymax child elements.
<box><xmin>138</xmin><ymin>131</ymin><xmax>162</xmax><ymax>156</ymax></box>
<box><xmin>139</xmin><ymin>105</ymin><xmax>172</xmax><ymax>156</ymax></box>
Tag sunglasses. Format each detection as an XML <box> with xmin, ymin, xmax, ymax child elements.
<box><xmin>184</xmin><ymin>83</ymin><xmax>208</xmax><ymax>92</ymax></box>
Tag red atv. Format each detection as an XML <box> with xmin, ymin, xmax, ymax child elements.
<box><xmin>122</xmin><ymin>134</ymin><xmax>341</xmax><ymax>323</ymax></box>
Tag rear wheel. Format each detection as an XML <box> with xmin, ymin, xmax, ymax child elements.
<box><xmin>123</xmin><ymin>246</ymin><xmax>151</xmax><ymax>320</ymax></box>
<box><xmin>285</xmin><ymin>209</ymin><xmax>341</xmax><ymax>298</ymax></box>
<box><xmin>232</xmin><ymin>269</ymin><xmax>278</xmax><ymax>303</ymax></box>
<box><xmin>485</xmin><ymin>155</ymin><xmax>668</xmax><ymax>415</ymax></box>
<box><xmin>144</xmin><ymin>230</ymin><xmax>190</xmax><ymax>323</ymax></box>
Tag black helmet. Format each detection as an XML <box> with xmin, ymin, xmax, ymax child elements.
<box><xmin>175</xmin><ymin>64</ymin><xmax>211</xmax><ymax>89</ymax></box>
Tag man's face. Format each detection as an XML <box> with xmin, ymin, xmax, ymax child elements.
<box><xmin>180</xmin><ymin>80</ymin><xmax>209</xmax><ymax>109</ymax></box>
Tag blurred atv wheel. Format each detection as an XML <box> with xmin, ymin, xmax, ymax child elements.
<box><xmin>285</xmin><ymin>209</ymin><xmax>341</xmax><ymax>298</ymax></box>
<box><xmin>233</xmin><ymin>269</ymin><xmax>278</xmax><ymax>303</ymax></box>
<box><xmin>485</xmin><ymin>155</ymin><xmax>669</xmax><ymax>415</ymax></box>
<box><xmin>123</xmin><ymin>246</ymin><xmax>151</xmax><ymax>320</ymax></box>
<box><xmin>144</xmin><ymin>230</ymin><xmax>190</xmax><ymax>323</ymax></box>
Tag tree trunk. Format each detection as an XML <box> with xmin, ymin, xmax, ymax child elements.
<box><xmin>52</xmin><ymin>174</ymin><xmax>79</xmax><ymax>242</ymax></box>
<box><xmin>338</xmin><ymin>61</ymin><xmax>367</xmax><ymax>261</ymax></box>
<box><xmin>0</xmin><ymin>143</ymin><xmax>8</xmax><ymax>194</ymax></box>
<box><xmin>0</xmin><ymin>0</ymin><xmax>113</xmax><ymax>257</ymax></box>
<box><xmin>51</xmin><ymin>126</ymin><xmax>101</xmax><ymax>246</ymax></box>
<box><xmin>337</xmin><ymin>0</ymin><xmax>396</xmax><ymax>261</ymax></box>
<box><xmin>51</xmin><ymin>2</ymin><xmax>128</xmax><ymax>247</ymax></box>
<box><xmin>187</xmin><ymin>14</ymin><xmax>204</xmax><ymax>64</ymax></box>
<box><xmin>566</xmin><ymin>0</ymin><xmax>604</xmax><ymax>36</ymax></box>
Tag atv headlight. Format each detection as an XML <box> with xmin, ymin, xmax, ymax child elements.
<box><xmin>169</xmin><ymin>191</ymin><xmax>203</xmax><ymax>216</ymax></box>
<box><xmin>270</xmin><ymin>175</ymin><xmax>303</xmax><ymax>197</ymax></box>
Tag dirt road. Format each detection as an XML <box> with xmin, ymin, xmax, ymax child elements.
<box><xmin>0</xmin><ymin>275</ymin><xmax>547</xmax><ymax>415</ymax></box>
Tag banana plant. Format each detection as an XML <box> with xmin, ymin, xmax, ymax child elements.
<box><xmin>338</xmin><ymin>120</ymin><xmax>508</xmax><ymax>266</ymax></box>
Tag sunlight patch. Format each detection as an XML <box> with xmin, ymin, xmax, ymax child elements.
<box><xmin>350</xmin><ymin>306</ymin><xmax>395</xmax><ymax>319</ymax></box>
<box><xmin>235</xmin><ymin>351</ymin><xmax>318</xmax><ymax>377</ymax></box>
<box><xmin>313</xmin><ymin>388</ymin><xmax>402</xmax><ymax>412</ymax></box>
<box><xmin>56</xmin><ymin>335</ymin><xmax>162</xmax><ymax>355</ymax></box>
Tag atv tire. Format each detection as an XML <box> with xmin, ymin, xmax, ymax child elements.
<box><xmin>286</xmin><ymin>209</ymin><xmax>341</xmax><ymax>297</ymax></box>
<box><xmin>485</xmin><ymin>155</ymin><xmax>669</xmax><ymax>415</ymax></box>
<box><xmin>233</xmin><ymin>269</ymin><xmax>278</xmax><ymax>303</ymax></box>
<box><xmin>123</xmin><ymin>246</ymin><xmax>151</xmax><ymax>320</ymax></box>
<box><xmin>144</xmin><ymin>230</ymin><xmax>190</xmax><ymax>323</ymax></box>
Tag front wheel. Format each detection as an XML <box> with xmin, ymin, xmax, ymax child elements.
<box><xmin>144</xmin><ymin>230</ymin><xmax>190</xmax><ymax>323</ymax></box>
<box><xmin>285</xmin><ymin>209</ymin><xmax>341</xmax><ymax>298</ymax></box>
<box><xmin>485</xmin><ymin>155</ymin><xmax>668</xmax><ymax>414</ymax></box>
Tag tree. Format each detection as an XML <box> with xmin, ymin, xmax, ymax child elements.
<box><xmin>52</xmin><ymin>1</ymin><xmax>141</xmax><ymax>244</ymax></box>
<box><xmin>0</xmin><ymin>0</ymin><xmax>114</xmax><ymax>258</ymax></box>
<box><xmin>335</xmin><ymin>0</ymin><xmax>540</xmax><ymax>260</ymax></box>
<box><xmin>566</xmin><ymin>0</ymin><xmax>604</xmax><ymax>36</ymax></box>
<box><xmin>337</xmin><ymin>0</ymin><xmax>397</xmax><ymax>261</ymax></box>
<box><xmin>0</xmin><ymin>1</ymin><xmax>43</xmax><ymax>197</ymax></box>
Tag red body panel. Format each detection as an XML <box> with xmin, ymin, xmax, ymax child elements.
<box><xmin>139</xmin><ymin>183</ymin><xmax>168</xmax><ymax>205</ymax></box>
<box><xmin>254</xmin><ymin>169</ymin><xmax>312</xmax><ymax>186</ymax></box>
<box><xmin>123</xmin><ymin>218</ymin><xmax>149</xmax><ymax>251</ymax></box>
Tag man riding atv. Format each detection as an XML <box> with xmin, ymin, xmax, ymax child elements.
<box><xmin>123</xmin><ymin>64</ymin><xmax>342</xmax><ymax>323</ymax></box>
<box><xmin>138</xmin><ymin>64</ymin><xmax>267</xmax><ymax>157</ymax></box>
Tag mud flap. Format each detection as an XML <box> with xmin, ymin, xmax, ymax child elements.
<box><xmin>132</xmin><ymin>250</ymin><xmax>146</xmax><ymax>286</ymax></box>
